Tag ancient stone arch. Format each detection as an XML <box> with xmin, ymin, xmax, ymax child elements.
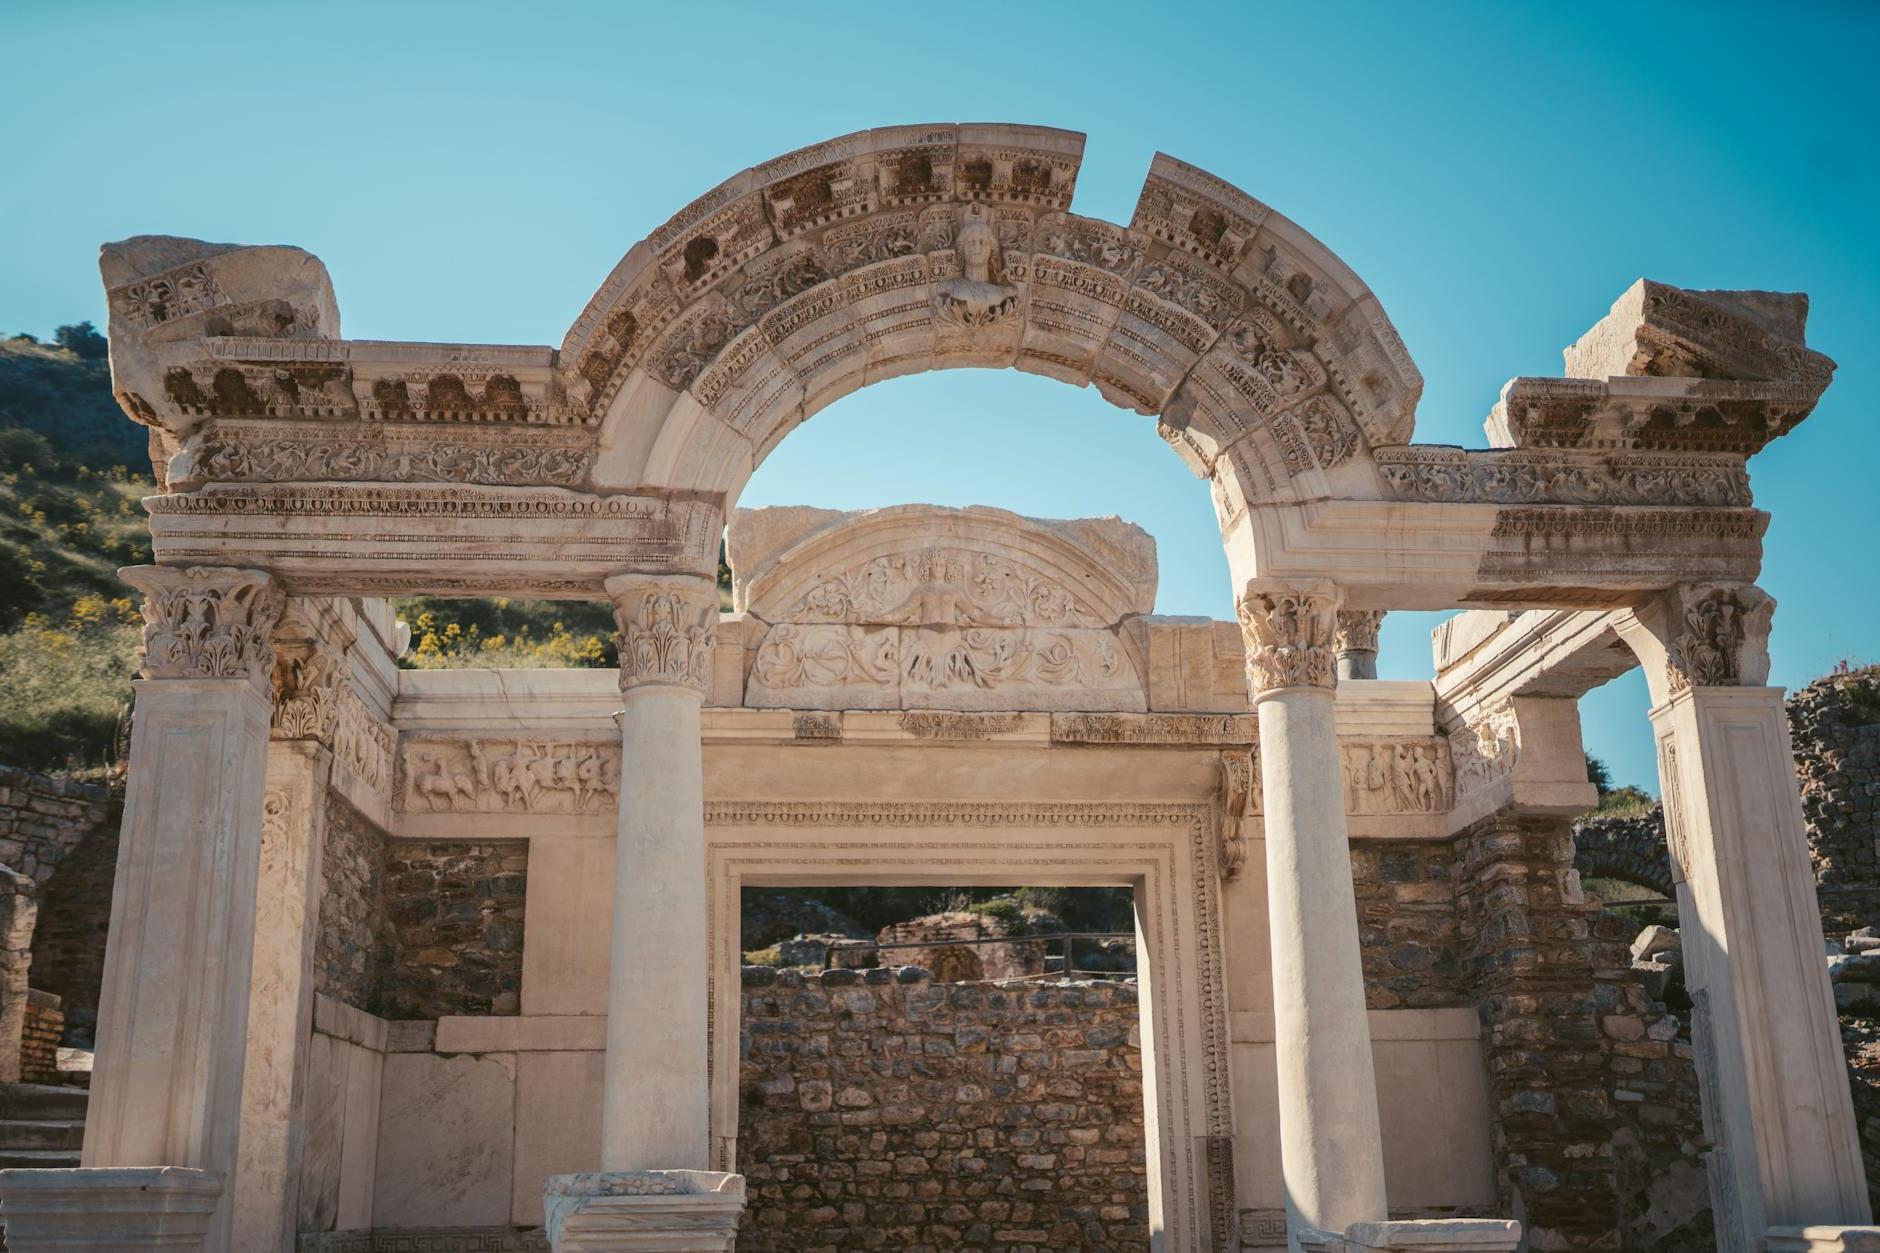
<box><xmin>33</xmin><ymin>123</ymin><xmax>1872</xmax><ymax>1253</ymax></box>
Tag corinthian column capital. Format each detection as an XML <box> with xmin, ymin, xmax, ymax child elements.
<box><xmin>605</xmin><ymin>572</ymin><xmax>719</xmax><ymax>696</ymax></box>
<box><xmin>120</xmin><ymin>564</ymin><xmax>284</xmax><ymax>693</ymax></box>
<box><xmin>1236</xmin><ymin>578</ymin><xmax>1343</xmax><ymax>695</ymax></box>
<box><xmin>1614</xmin><ymin>581</ymin><xmax>1775</xmax><ymax>706</ymax></box>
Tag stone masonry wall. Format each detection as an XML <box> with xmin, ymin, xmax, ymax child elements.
<box><xmin>0</xmin><ymin>766</ymin><xmax>110</xmax><ymax>888</ymax></box>
<box><xmin>19</xmin><ymin>990</ymin><xmax>63</xmax><ymax>1085</ymax></box>
<box><xmin>737</xmin><ymin>967</ymin><xmax>1147</xmax><ymax>1252</ymax></box>
<box><xmin>315</xmin><ymin>793</ymin><xmax>393</xmax><ymax>1013</ymax></box>
<box><xmin>1350</xmin><ymin>840</ymin><xmax>1464</xmax><ymax>1010</ymax></box>
<box><xmin>379</xmin><ymin>840</ymin><xmax>526</xmax><ymax>1018</ymax></box>
<box><xmin>1456</xmin><ymin>815</ymin><xmax>1708</xmax><ymax>1252</ymax></box>
<box><xmin>1792</xmin><ymin>667</ymin><xmax>1880</xmax><ymax>926</ymax></box>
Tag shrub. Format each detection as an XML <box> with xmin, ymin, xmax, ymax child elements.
<box><xmin>0</xmin><ymin>604</ymin><xmax>140</xmax><ymax>772</ymax></box>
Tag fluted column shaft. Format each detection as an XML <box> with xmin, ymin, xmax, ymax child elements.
<box><xmin>600</xmin><ymin>573</ymin><xmax>718</xmax><ymax>1171</ymax></box>
<box><xmin>1240</xmin><ymin>580</ymin><xmax>1388</xmax><ymax>1245</ymax></box>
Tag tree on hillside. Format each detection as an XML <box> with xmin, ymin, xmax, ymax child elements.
<box><xmin>54</xmin><ymin>322</ymin><xmax>107</xmax><ymax>360</ymax></box>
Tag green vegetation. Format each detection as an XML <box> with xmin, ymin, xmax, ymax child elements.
<box><xmin>1585</xmin><ymin>751</ymin><xmax>1656</xmax><ymax>816</ymax></box>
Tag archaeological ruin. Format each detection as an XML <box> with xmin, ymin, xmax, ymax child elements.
<box><xmin>0</xmin><ymin>122</ymin><xmax>1869</xmax><ymax>1252</ymax></box>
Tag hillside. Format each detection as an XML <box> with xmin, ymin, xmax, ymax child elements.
<box><xmin>0</xmin><ymin>327</ymin><xmax>708</xmax><ymax>769</ymax></box>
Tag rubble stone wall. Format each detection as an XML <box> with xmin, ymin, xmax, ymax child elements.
<box><xmin>315</xmin><ymin>793</ymin><xmax>392</xmax><ymax>1013</ymax></box>
<box><xmin>378</xmin><ymin>840</ymin><xmax>526</xmax><ymax>1018</ymax></box>
<box><xmin>1792</xmin><ymin>667</ymin><xmax>1880</xmax><ymax>925</ymax></box>
<box><xmin>1350</xmin><ymin>840</ymin><xmax>1465</xmax><ymax>1010</ymax></box>
<box><xmin>736</xmin><ymin>967</ymin><xmax>1147</xmax><ymax>1252</ymax></box>
<box><xmin>0</xmin><ymin>766</ymin><xmax>111</xmax><ymax>887</ymax></box>
<box><xmin>19</xmin><ymin>989</ymin><xmax>63</xmax><ymax>1085</ymax></box>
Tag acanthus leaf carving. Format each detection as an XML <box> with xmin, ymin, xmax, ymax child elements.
<box><xmin>1218</xmin><ymin>748</ymin><xmax>1259</xmax><ymax>880</ymax></box>
<box><xmin>1664</xmin><ymin>584</ymin><xmax>1771</xmax><ymax>694</ymax></box>
<box><xmin>1236</xmin><ymin>580</ymin><xmax>1340</xmax><ymax>694</ymax></box>
<box><xmin>121</xmin><ymin>565</ymin><xmax>284</xmax><ymax>691</ymax></box>
<box><xmin>608</xmin><ymin>575</ymin><xmax>718</xmax><ymax>695</ymax></box>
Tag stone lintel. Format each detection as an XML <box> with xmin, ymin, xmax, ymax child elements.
<box><xmin>543</xmin><ymin>1170</ymin><xmax>744</xmax><ymax>1252</ymax></box>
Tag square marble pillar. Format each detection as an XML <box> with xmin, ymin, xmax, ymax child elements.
<box><xmin>78</xmin><ymin>566</ymin><xmax>283</xmax><ymax>1253</ymax></box>
<box><xmin>232</xmin><ymin>738</ymin><xmax>332</xmax><ymax>1252</ymax></box>
<box><xmin>1617</xmin><ymin>585</ymin><xmax>1869</xmax><ymax>1246</ymax></box>
<box><xmin>543</xmin><ymin>1170</ymin><xmax>745</xmax><ymax>1252</ymax></box>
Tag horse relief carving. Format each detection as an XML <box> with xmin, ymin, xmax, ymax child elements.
<box><xmin>400</xmin><ymin>739</ymin><xmax>620</xmax><ymax>814</ymax></box>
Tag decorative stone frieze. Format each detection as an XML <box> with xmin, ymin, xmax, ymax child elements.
<box><xmin>606</xmin><ymin>574</ymin><xmax>718</xmax><ymax>696</ymax></box>
<box><xmin>1237</xmin><ymin>579</ymin><xmax>1341</xmax><ymax>694</ymax></box>
<box><xmin>120</xmin><ymin>564</ymin><xmax>284</xmax><ymax>692</ymax></box>
<box><xmin>1373</xmin><ymin>446</ymin><xmax>1751</xmax><ymax>507</ymax></box>
<box><xmin>1489</xmin><ymin>375</ymin><xmax>1823</xmax><ymax>456</ymax></box>
<box><xmin>1342</xmin><ymin>738</ymin><xmax>1453</xmax><ymax>815</ymax></box>
<box><xmin>397</xmin><ymin>739</ymin><xmax>620</xmax><ymax>815</ymax></box>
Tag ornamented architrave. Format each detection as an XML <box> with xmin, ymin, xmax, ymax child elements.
<box><xmin>606</xmin><ymin>573</ymin><xmax>718</xmax><ymax>695</ymax></box>
<box><xmin>1236</xmin><ymin>579</ymin><xmax>1341</xmax><ymax>694</ymax></box>
<box><xmin>120</xmin><ymin>564</ymin><xmax>284</xmax><ymax>693</ymax></box>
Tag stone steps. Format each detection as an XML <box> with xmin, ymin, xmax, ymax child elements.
<box><xmin>0</xmin><ymin>1083</ymin><xmax>88</xmax><ymax>1171</ymax></box>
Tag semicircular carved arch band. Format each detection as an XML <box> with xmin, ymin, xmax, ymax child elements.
<box><xmin>564</xmin><ymin>124</ymin><xmax>1422</xmax><ymax>523</ymax></box>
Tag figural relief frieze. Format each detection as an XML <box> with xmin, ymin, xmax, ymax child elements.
<box><xmin>933</xmin><ymin>205</ymin><xmax>1021</xmax><ymax>330</ymax></box>
<box><xmin>1448</xmin><ymin>701</ymin><xmax>1520</xmax><ymax>799</ymax></box>
<box><xmin>1342</xmin><ymin>739</ymin><xmax>1454</xmax><ymax>815</ymax></box>
<box><xmin>121</xmin><ymin>565</ymin><xmax>284</xmax><ymax>691</ymax></box>
<box><xmin>399</xmin><ymin>739</ymin><xmax>620</xmax><ymax>814</ymax></box>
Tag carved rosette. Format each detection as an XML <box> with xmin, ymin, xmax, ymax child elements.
<box><xmin>1664</xmin><ymin>583</ymin><xmax>1773</xmax><ymax>694</ymax></box>
<box><xmin>120</xmin><ymin>565</ymin><xmax>284</xmax><ymax>693</ymax></box>
<box><xmin>1334</xmin><ymin>609</ymin><xmax>1385</xmax><ymax>657</ymax></box>
<box><xmin>1236</xmin><ymin>579</ymin><xmax>1341</xmax><ymax>695</ymax></box>
<box><xmin>606</xmin><ymin>573</ymin><xmax>718</xmax><ymax>695</ymax></box>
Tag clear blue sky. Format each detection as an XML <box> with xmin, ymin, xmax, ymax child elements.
<box><xmin>5</xmin><ymin>1</ymin><xmax>1876</xmax><ymax>792</ymax></box>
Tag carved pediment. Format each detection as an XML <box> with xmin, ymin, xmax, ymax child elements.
<box><xmin>728</xmin><ymin>504</ymin><xmax>1155</xmax><ymax>712</ymax></box>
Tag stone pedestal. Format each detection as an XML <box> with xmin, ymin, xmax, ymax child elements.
<box><xmin>543</xmin><ymin>1170</ymin><xmax>745</xmax><ymax>1252</ymax></box>
<box><xmin>0</xmin><ymin>1166</ymin><xmax>222</xmax><ymax>1250</ymax></box>
<box><xmin>1239</xmin><ymin>580</ymin><xmax>1388</xmax><ymax>1242</ymax></box>
<box><xmin>601</xmin><ymin>575</ymin><xmax>718</xmax><ymax>1171</ymax></box>
<box><xmin>1617</xmin><ymin>585</ymin><xmax>1870</xmax><ymax>1246</ymax></box>
<box><xmin>81</xmin><ymin>567</ymin><xmax>282</xmax><ymax>1253</ymax></box>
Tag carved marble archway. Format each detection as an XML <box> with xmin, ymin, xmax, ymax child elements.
<box><xmin>100</xmin><ymin>123</ymin><xmax>1798</xmax><ymax>613</ymax></box>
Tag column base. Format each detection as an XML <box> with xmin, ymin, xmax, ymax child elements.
<box><xmin>1767</xmin><ymin>1227</ymin><xmax>1880</xmax><ymax>1252</ymax></box>
<box><xmin>1301</xmin><ymin>1219</ymin><xmax>1523</xmax><ymax>1252</ymax></box>
<box><xmin>0</xmin><ymin>1167</ymin><xmax>222</xmax><ymax>1250</ymax></box>
<box><xmin>543</xmin><ymin>1171</ymin><xmax>745</xmax><ymax>1252</ymax></box>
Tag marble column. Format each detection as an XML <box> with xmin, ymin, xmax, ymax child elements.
<box><xmin>1335</xmin><ymin>609</ymin><xmax>1385</xmax><ymax>682</ymax></box>
<box><xmin>599</xmin><ymin>573</ymin><xmax>718</xmax><ymax>1171</ymax></box>
<box><xmin>81</xmin><ymin>565</ymin><xmax>284</xmax><ymax>1252</ymax></box>
<box><xmin>1238</xmin><ymin>579</ymin><xmax>1388</xmax><ymax>1245</ymax></box>
<box><xmin>232</xmin><ymin>606</ymin><xmax>344</xmax><ymax>1253</ymax></box>
<box><xmin>1616</xmin><ymin>583</ymin><xmax>1872</xmax><ymax>1249</ymax></box>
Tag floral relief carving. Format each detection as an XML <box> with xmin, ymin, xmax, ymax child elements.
<box><xmin>609</xmin><ymin>576</ymin><xmax>718</xmax><ymax>694</ymax></box>
<box><xmin>121</xmin><ymin>565</ymin><xmax>284</xmax><ymax>690</ymax></box>
<box><xmin>1665</xmin><ymin>584</ymin><xmax>1767</xmax><ymax>693</ymax></box>
<box><xmin>112</xmin><ymin>261</ymin><xmax>226</xmax><ymax>328</ymax></box>
<box><xmin>399</xmin><ymin>739</ymin><xmax>620</xmax><ymax>814</ymax></box>
<box><xmin>1334</xmin><ymin>609</ymin><xmax>1385</xmax><ymax>657</ymax></box>
<box><xmin>1218</xmin><ymin>748</ymin><xmax>1259</xmax><ymax>879</ymax></box>
<box><xmin>788</xmin><ymin>547</ymin><xmax>1101</xmax><ymax>628</ymax></box>
<box><xmin>1236</xmin><ymin>581</ymin><xmax>1340</xmax><ymax>693</ymax></box>
<box><xmin>185</xmin><ymin>429</ymin><xmax>593</xmax><ymax>488</ymax></box>
<box><xmin>1374</xmin><ymin>447</ymin><xmax>1751</xmax><ymax>507</ymax></box>
<box><xmin>271</xmin><ymin>643</ymin><xmax>343</xmax><ymax>741</ymax></box>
